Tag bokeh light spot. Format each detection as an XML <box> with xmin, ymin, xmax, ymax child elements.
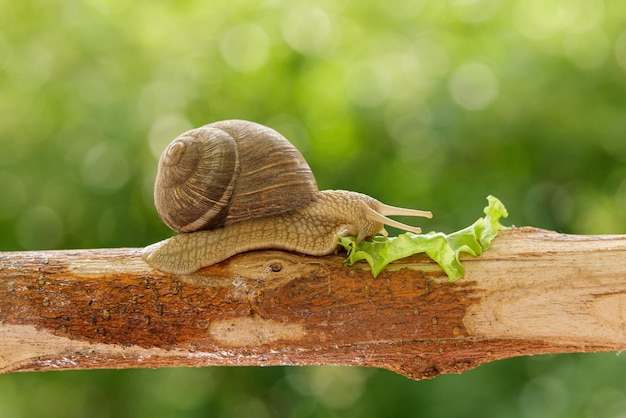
<box><xmin>96</xmin><ymin>208</ymin><xmax>118</xmax><ymax>245</ymax></box>
<box><xmin>519</xmin><ymin>376</ymin><xmax>569</xmax><ymax>417</ymax></box>
<box><xmin>265</xmin><ymin>113</ymin><xmax>310</xmax><ymax>153</ymax></box>
<box><xmin>515</xmin><ymin>0</ymin><xmax>604</xmax><ymax>40</ymax></box>
<box><xmin>16</xmin><ymin>206</ymin><xmax>64</xmax><ymax>250</ymax></box>
<box><xmin>224</xmin><ymin>397</ymin><xmax>271</xmax><ymax>418</ymax></box>
<box><xmin>585</xmin><ymin>388</ymin><xmax>626</xmax><ymax>417</ymax></box>
<box><xmin>81</xmin><ymin>142</ymin><xmax>130</xmax><ymax>193</ymax></box>
<box><xmin>615</xmin><ymin>178</ymin><xmax>626</xmax><ymax>216</ymax></box>
<box><xmin>448</xmin><ymin>62</ymin><xmax>498</xmax><ymax>110</ymax></box>
<box><xmin>448</xmin><ymin>0</ymin><xmax>501</xmax><ymax>23</ymax></box>
<box><xmin>137</xmin><ymin>368</ymin><xmax>216</xmax><ymax>413</ymax></box>
<box><xmin>85</xmin><ymin>0</ymin><xmax>131</xmax><ymax>15</ymax></box>
<box><xmin>0</xmin><ymin>171</ymin><xmax>26</xmax><ymax>220</ymax></box>
<box><xmin>381</xmin><ymin>0</ymin><xmax>426</xmax><ymax>20</ymax></box>
<box><xmin>408</xmin><ymin>38</ymin><xmax>450</xmax><ymax>79</ymax></box>
<box><xmin>310</xmin><ymin>367</ymin><xmax>367</xmax><ymax>409</ymax></box>
<box><xmin>574</xmin><ymin>193</ymin><xmax>621</xmax><ymax>234</ymax></box>
<box><xmin>147</xmin><ymin>114</ymin><xmax>193</xmax><ymax>160</ymax></box>
<box><xmin>286</xmin><ymin>367</ymin><xmax>368</xmax><ymax>410</ymax></box>
<box><xmin>10</xmin><ymin>44</ymin><xmax>54</xmax><ymax>93</ymax></box>
<box><xmin>220</xmin><ymin>23</ymin><xmax>270</xmax><ymax>72</ymax></box>
<box><xmin>281</xmin><ymin>4</ymin><xmax>332</xmax><ymax>56</ymax></box>
<box><xmin>615</xmin><ymin>30</ymin><xmax>626</xmax><ymax>71</ymax></box>
<box><xmin>0</xmin><ymin>33</ymin><xmax>12</xmax><ymax>70</ymax></box>
<box><xmin>563</xmin><ymin>28</ymin><xmax>609</xmax><ymax>70</ymax></box>
<box><xmin>345</xmin><ymin>61</ymin><xmax>392</xmax><ymax>107</ymax></box>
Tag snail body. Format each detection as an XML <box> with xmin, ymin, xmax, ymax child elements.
<box><xmin>142</xmin><ymin>120</ymin><xmax>432</xmax><ymax>275</ymax></box>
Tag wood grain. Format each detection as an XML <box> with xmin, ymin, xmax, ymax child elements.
<box><xmin>1</xmin><ymin>227</ymin><xmax>625</xmax><ymax>380</ymax></box>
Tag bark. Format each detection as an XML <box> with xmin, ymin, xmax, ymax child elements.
<box><xmin>0</xmin><ymin>227</ymin><xmax>625</xmax><ymax>380</ymax></box>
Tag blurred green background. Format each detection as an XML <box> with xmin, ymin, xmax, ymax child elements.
<box><xmin>1</xmin><ymin>0</ymin><xmax>626</xmax><ymax>416</ymax></box>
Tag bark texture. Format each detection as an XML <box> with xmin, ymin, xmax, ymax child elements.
<box><xmin>1</xmin><ymin>227</ymin><xmax>625</xmax><ymax>380</ymax></box>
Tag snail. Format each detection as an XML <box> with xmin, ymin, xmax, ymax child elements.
<box><xmin>142</xmin><ymin>119</ymin><xmax>432</xmax><ymax>275</ymax></box>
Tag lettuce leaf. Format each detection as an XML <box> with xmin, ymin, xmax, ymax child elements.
<box><xmin>338</xmin><ymin>195</ymin><xmax>508</xmax><ymax>281</ymax></box>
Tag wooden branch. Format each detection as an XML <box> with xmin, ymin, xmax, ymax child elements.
<box><xmin>1</xmin><ymin>227</ymin><xmax>625</xmax><ymax>380</ymax></box>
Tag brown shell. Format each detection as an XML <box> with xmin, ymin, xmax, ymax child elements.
<box><xmin>154</xmin><ymin>119</ymin><xmax>318</xmax><ymax>233</ymax></box>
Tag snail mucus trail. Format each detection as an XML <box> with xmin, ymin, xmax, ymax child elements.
<box><xmin>142</xmin><ymin>119</ymin><xmax>432</xmax><ymax>275</ymax></box>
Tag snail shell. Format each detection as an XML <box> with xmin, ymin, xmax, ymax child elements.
<box><xmin>154</xmin><ymin>120</ymin><xmax>317</xmax><ymax>233</ymax></box>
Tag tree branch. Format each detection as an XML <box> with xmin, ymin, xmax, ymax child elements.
<box><xmin>1</xmin><ymin>227</ymin><xmax>625</xmax><ymax>380</ymax></box>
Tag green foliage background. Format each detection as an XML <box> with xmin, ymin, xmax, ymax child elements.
<box><xmin>1</xmin><ymin>0</ymin><xmax>626</xmax><ymax>416</ymax></box>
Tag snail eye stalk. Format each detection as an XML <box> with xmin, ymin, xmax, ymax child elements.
<box><xmin>364</xmin><ymin>204</ymin><xmax>432</xmax><ymax>235</ymax></box>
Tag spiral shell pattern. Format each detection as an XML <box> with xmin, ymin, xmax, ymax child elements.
<box><xmin>153</xmin><ymin>120</ymin><xmax>318</xmax><ymax>233</ymax></box>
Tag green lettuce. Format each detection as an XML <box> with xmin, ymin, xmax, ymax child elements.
<box><xmin>338</xmin><ymin>195</ymin><xmax>508</xmax><ymax>281</ymax></box>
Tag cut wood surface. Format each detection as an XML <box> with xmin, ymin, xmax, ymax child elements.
<box><xmin>1</xmin><ymin>227</ymin><xmax>625</xmax><ymax>380</ymax></box>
